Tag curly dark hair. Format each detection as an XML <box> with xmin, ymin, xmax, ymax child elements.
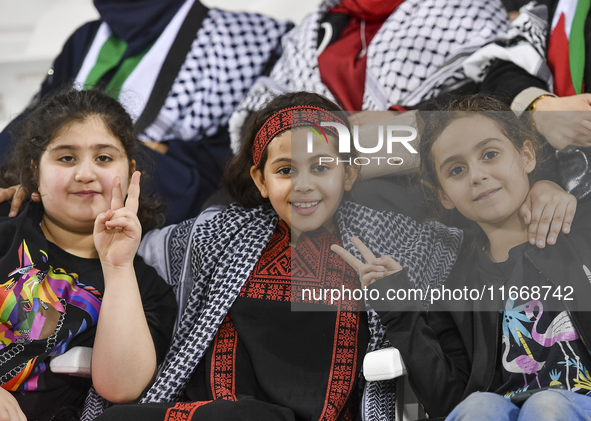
<box><xmin>0</xmin><ymin>88</ymin><xmax>164</xmax><ymax>232</ymax></box>
<box><xmin>417</xmin><ymin>93</ymin><xmax>543</xmax><ymax>224</ymax></box>
<box><xmin>224</xmin><ymin>91</ymin><xmax>358</xmax><ymax>208</ymax></box>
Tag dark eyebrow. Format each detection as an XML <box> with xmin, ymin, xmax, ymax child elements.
<box><xmin>438</xmin><ymin>138</ymin><xmax>500</xmax><ymax>172</ymax></box>
<box><xmin>270</xmin><ymin>157</ymin><xmax>291</xmax><ymax>165</ymax></box>
<box><xmin>48</xmin><ymin>144</ymin><xmax>121</xmax><ymax>153</ymax></box>
<box><xmin>94</xmin><ymin>144</ymin><xmax>121</xmax><ymax>152</ymax></box>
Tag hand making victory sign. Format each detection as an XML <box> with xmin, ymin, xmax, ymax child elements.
<box><xmin>94</xmin><ymin>171</ymin><xmax>142</xmax><ymax>269</ymax></box>
<box><xmin>91</xmin><ymin>171</ymin><xmax>158</xmax><ymax>402</ymax></box>
<box><xmin>331</xmin><ymin>237</ymin><xmax>402</xmax><ymax>288</ymax></box>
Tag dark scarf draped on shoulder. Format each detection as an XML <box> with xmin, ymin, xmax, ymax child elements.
<box><xmin>93</xmin><ymin>0</ymin><xmax>188</xmax><ymax>57</ymax></box>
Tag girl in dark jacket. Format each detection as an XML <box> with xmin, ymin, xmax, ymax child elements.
<box><xmin>333</xmin><ymin>95</ymin><xmax>591</xmax><ymax>420</ymax></box>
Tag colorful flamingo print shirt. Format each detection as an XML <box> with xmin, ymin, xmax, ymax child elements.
<box><xmin>496</xmin><ymin>243</ymin><xmax>591</xmax><ymax>398</ymax></box>
<box><xmin>0</xmin><ymin>202</ymin><xmax>177</xmax><ymax>419</ymax></box>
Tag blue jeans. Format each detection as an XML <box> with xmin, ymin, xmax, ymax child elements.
<box><xmin>446</xmin><ymin>390</ymin><xmax>591</xmax><ymax>421</ymax></box>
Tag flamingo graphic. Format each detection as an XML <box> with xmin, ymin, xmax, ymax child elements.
<box><xmin>524</xmin><ymin>300</ymin><xmax>580</xmax><ymax>390</ymax></box>
<box><xmin>501</xmin><ymin>335</ymin><xmax>545</xmax><ymax>388</ymax></box>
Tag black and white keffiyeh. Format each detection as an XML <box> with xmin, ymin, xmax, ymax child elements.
<box><xmin>463</xmin><ymin>2</ymin><xmax>552</xmax><ymax>89</ymax></box>
<box><xmin>229</xmin><ymin>0</ymin><xmax>507</xmax><ymax>152</ymax></box>
<box><xmin>141</xmin><ymin>9</ymin><xmax>293</xmax><ymax>143</ymax></box>
<box><xmin>83</xmin><ymin>201</ymin><xmax>462</xmax><ymax>420</ymax></box>
<box><xmin>131</xmin><ymin>201</ymin><xmax>462</xmax><ymax>420</ymax></box>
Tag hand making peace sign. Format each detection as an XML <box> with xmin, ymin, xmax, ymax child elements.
<box><xmin>331</xmin><ymin>237</ymin><xmax>403</xmax><ymax>288</ymax></box>
<box><xmin>93</xmin><ymin>171</ymin><xmax>142</xmax><ymax>272</ymax></box>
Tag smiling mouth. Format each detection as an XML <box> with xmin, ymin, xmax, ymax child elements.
<box><xmin>291</xmin><ymin>200</ymin><xmax>321</xmax><ymax>215</ymax></box>
<box><xmin>291</xmin><ymin>201</ymin><xmax>320</xmax><ymax>208</ymax></box>
<box><xmin>474</xmin><ymin>188</ymin><xmax>501</xmax><ymax>201</ymax></box>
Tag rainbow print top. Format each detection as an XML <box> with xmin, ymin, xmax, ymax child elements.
<box><xmin>0</xmin><ymin>239</ymin><xmax>102</xmax><ymax>392</ymax></box>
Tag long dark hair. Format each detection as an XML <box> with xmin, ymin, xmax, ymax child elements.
<box><xmin>1</xmin><ymin>88</ymin><xmax>164</xmax><ymax>231</ymax></box>
<box><xmin>224</xmin><ymin>91</ymin><xmax>357</xmax><ymax>208</ymax></box>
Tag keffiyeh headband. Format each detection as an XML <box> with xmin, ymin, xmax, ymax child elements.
<box><xmin>252</xmin><ymin>106</ymin><xmax>347</xmax><ymax>166</ymax></box>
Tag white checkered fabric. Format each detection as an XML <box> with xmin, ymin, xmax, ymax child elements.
<box><xmin>137</xmin><ymin>201</ymin><xmax>462</xmax><ymax>420</ymax></box>
<box><xmin>229</xmin><ymin>0</ymin><xmax>508</xmax><ymax>152</ymax></box>
<box><xmin>140</xmin><ymin>9</ymin><xmax>292</xmax><ymax>143</ymax></box>
<box><xmin>463</xmin><ymin>2</ymin><xmax>552</xmax><ymax>87</ymax></box>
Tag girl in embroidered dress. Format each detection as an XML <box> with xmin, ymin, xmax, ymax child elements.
<box><xmin>334</xmin><ymin>95</ymin><xmax>591</xmax><ymax>420</ymax></box>
<box><xmin>0</xmin><ymin>89</ymin><xmax>176</xmax><ymax>420</ymax></box>
<box><xmin>93</xmin><ymin>92</ymin><xmax>575</xmax><ymax>421</ymax></box>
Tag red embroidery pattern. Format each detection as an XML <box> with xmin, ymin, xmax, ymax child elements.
<box><xmin>211</xmin><ymin>315</ymin><xmax>238</xmax><ymax>401</ymax></box>
<box><xmin>240</xmin><ymin>221</ymin><xmax>291</xmax><ymax>301</ymax></box>
<box><xmin>240</xmin><ymin>221</ymin><xmax>361</xmax><ymax>312</ymax></box>
<box><xmin>293</xmin><ymin>229</ymin><xmax>362</xmax><ymax>312</ymax></box>
<box><xmin>239</xmin><ymin>222</ymin><xmax>362</xmax><ymax>420</ymax></box>
<box><xmin>319</xmin><ymin>310</ymin><xmax>360</xmax><ymax>421</ymax></box>
<box><xmin>164</xmin><ymin>401</ymin><xmax>209</xmax><ymax>421</ymax></box>
<box><xmin>252</xmin><ymin>106</ymin><xmax>347</xmax><ymax>166</ymax></box>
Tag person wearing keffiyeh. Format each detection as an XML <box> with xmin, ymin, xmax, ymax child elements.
<box><xmin>0</xmin><ymin>0</ymin><xmax>293</xmax><ymax>225</ymax></box>
<box><xmin>229</xmin><ymin>0</ymin><xmax>509</xmax><ymax>150</ymax></box>
<box><xmin>227</xmin><ymin>0</ymin><xmax>509</xmax><ymax>219</ymax></box>
<box><xmin>87</xmin><ymin>91</ymin><xmax>462</xmax><ymax>421</ymax></box>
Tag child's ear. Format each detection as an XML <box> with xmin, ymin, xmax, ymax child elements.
<box><xmin>250</xmin><ymin>165</ymin><xmax>268</xmax><ymax>198</ymax></box>
<box><xmin>521</xmin><ymin>140</ymin><xmax>536</xmax><ymax>174</ymax></box>
<box><xmin>438</xmin><ymin>189</ymin><xmax>456</xmax><ymax>210</ymax></box>
<box><xmin>344</xmin><ymin>164</ymin><xmax>360</xmax><ymax>192</ymax></box>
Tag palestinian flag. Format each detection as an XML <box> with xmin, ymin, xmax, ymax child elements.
<box><xmin>547</xmin><ymin>0</ymin><xmax>591</xmax><ymax>95</ymax></box>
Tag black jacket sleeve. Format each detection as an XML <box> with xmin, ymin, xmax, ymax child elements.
<box><xmin>479</xmin><ymin>0</ymin><xmax>556</xmax><ymax>105</ymax></box>
<box><xmin>480</xmin><ymin>59</ymin><xmax>549</xmax><ymax>105</ymax></box>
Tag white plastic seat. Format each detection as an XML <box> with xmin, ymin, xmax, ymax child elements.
<box><xmin>50</xmin><ymin>346</ymin><xmax>92</xmax><ymax>377</ymax></box>
<box><xmin>363</xmin><ymin>347</ymin><xmax>426</xmax><ymax>421</ymax></box>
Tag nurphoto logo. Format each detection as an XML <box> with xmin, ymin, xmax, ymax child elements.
<box><xmin>307</xmin><ymin>122</ymin><xmax>417</xmax><ymax>166</ymax></box>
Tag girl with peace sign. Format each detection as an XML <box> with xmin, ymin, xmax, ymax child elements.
<box><xmin>95</xmin><ymin>91</ymin><xmax>573</xmax><ymax>421</ymax></box>
<box><xmin>0</xmin><ymin>89</ymin><xmax>176</xmax><ymax>420</ymax></box>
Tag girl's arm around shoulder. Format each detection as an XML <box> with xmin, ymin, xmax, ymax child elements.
<box><xmin>366</xmin><ymin>270</ymin><xmax>472</xmax><ymax>418</ymax></box>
